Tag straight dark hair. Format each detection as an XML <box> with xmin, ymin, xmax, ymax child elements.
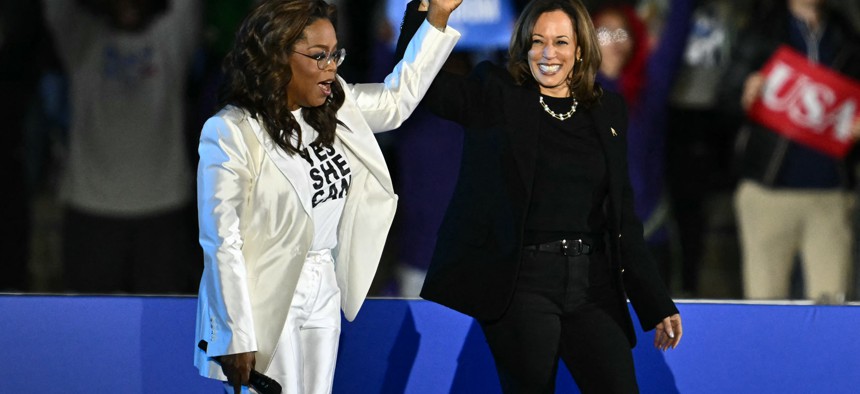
<box><xmin>508</xmin><ymin>0</ymin><xmax>602</xmax><ymax>104</ymax></box>
<box><xmin>218</xmin><ymin>0</ymin><xmax>346</xmax><ymax>156</ymax></box>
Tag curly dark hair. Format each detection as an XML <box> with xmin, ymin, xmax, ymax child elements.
<box><xmin>508</xmin><ymin>0</ymin><xmax>602</xmax><ymax>104</ymax></box>
<box><xmin>218</xmin><ymin>0</ymin><xmax>346</xmax><ymax>156</ymax></box>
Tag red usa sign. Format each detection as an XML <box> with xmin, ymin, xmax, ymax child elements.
<box><xmin>748</xmin><ymin>45</ymin><xmax>860</xmax><ymax>158</ymax></box>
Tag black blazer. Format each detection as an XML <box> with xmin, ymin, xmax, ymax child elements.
<box><xmin>397</xmin><ymin>4</ymin><xmax>677</xmax><ymax>346</ymax></box>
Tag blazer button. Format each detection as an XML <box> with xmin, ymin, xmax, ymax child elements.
<box><xmin>618</xmin><ymin>234</ymin><xmax>622</xmax><ymax>238</ymax></box>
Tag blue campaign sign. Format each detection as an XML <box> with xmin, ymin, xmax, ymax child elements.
<box><xmin>386</xmin><ymin>0</ymin><xmax>517</xmax><ymax>50</ymax></box>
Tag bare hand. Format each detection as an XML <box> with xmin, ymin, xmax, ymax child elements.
<box><xmin>654</xmin><ymin>313</ymin><xmax>682</xmax><ymax>351</ymax></box>
<box><xmin>741</xmin><ymin>72</ymin><xmax>765</xmax><ymax>111</ymax></box>
<box><xmin>219</xmin><ymin>352</ymin><xmax>256</xmax><ymax>394</ymax></box>
<box><xmin>426</xmin><ymin>0</ymin><xmax>462</xmax><ymax>30</ymax></box>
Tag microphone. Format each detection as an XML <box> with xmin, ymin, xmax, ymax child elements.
<box><xmin>198</xmin><ymin>340</ymin><xmax>282</xmax><ymax>394</ymax></box>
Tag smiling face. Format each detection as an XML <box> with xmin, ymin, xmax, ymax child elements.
<box><xmin>528</xmin><ymin>10</ymin><xmax>580</xmax><ymax>98</ymax></box>
<box><xmin>287</xmin><ymin>18</ymin><xmax>338</xmax><ymax>110</ymax></box>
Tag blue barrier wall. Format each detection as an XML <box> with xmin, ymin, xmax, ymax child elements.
<box><xmin>1</xmin><ymin>295</ymin><xmax>858</xmax><ymax>393</ymax></box>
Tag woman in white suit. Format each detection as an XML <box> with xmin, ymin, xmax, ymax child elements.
<box><xmin>193</xmin><ymin>1</ymin><xmax>460</xmax><ymax>393</ymax></box>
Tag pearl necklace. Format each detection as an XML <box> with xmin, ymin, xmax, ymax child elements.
<box><xmin>539</xmin><ymin>96</ymin><xmax>578</xmax><ymax>121</ymax></box>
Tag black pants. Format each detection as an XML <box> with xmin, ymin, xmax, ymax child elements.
<box><xmin>62</xmin><ymin>204</ymin><xmax>200</xmax><ymax>294</ymax></box>
<box><xmin>479</xmin><ymin>249</ymin><xmax>638</xmax><ymax>394</ymax></box>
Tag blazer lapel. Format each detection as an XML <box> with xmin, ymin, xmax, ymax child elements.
<box><xmin>508</xmin><ymin>88</ymin><xmax>542</xmax><ymax>193</ymax></box>
<box><xmin>246</xmin><ymin>115</ymin><xmax>314</xmax><ymax>216</ymax></box>
<box><xmin>335</xmin><ymin>102</ymin><xmax>396</xmax><ymax>196</ymax></box>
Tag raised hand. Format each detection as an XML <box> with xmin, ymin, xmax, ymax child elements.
<box><xmin>426</xmin><ymin>0</ymin><xmax>462</xmax><ymax>30</ymax></box>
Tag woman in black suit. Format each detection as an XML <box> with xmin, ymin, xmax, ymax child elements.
<box><xmin>397</xmin><ymin>1</ymin><xmax>683</xmax><ymax>392</ymax></box>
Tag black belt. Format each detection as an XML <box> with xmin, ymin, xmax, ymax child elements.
<box><xmin>523</xmin><ymin>238</ymin><xmax>601</xmax><ymax>256</ymax></box>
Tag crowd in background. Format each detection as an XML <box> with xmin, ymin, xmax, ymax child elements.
<box><xmin>2</xmin><ymin>0</ymin><xmax>860</xmax><ymax>302</ymax></box>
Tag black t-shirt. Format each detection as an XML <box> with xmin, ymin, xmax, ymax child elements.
<box><xmin>523</xmin><ymin>95</ymin><xmax>608</xmax><ymax>245</ymax></box>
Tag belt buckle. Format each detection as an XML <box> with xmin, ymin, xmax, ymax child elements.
<box><xmin>560</xmin><ymin>239</ymin><xmax>583</xmax><ymax>256</ymax></box>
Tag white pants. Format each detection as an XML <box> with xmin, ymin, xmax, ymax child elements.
<box><xmin>734</xmin><ymin>180</ymin><xmax>854</xmax><ymax>302</ymax></box>
<box><xmin>224</xmin><ymin>249</ymin><xmax>342</xmax><ymax>394</ymax></box>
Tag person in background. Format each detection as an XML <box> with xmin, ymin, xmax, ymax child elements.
<box><xmin>42</xmin><ymin>0</ymin><xmax>202</xmax><ymax>294</ymax></box>
<box><xmin>192</xmin><ymin>0</ymin><xmax>460</xmax><ymax>392</ymax></box>
<box><xmin>721</xmin><ymin>0</ymin><xmax>860</xmax><ymax>302</ymax></box>
<box><xmin>666</xmin><ymin>0</ymin><xmax>745</xmax><ymax>299</ymax></box>
<box><xmin>0</xmin><ymin>0</ymin><xmax>49</xmax><ymax>292</ymax></box>
<box><xmin>398</xmin><ymin>0</ymin><xmax>682</xmax><ymax>392</ymax></box>
<box><xmin>190</xmin><ymin>0</ymin><xmax>255</xmax><ymax>151</ymax></box>
<box><xmin>592</xmin><ymin>0</ymin><xmax>695</xmax><ymax>294</ymax></box>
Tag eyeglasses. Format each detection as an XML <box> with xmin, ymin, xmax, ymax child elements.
<box><xmin>596</xmin><ymin>27</ymin><xmax>630</xmax><ymax>46</ymax></box>
<box><xmin>293</xmin><ymin>48</ymin><xmax>346</xmax><ymax>70</ymax></box>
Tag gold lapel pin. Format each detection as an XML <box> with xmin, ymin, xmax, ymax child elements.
<box><xmin>610</xmin><ymin>127</ymin><xmax>618</xmax><ymax>137</ymax></box>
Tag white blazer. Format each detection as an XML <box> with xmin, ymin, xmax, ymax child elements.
<box><xmin>194</xmin><ymin>20</ymin><xmax>460</xmax><ymax>379</ymax></box>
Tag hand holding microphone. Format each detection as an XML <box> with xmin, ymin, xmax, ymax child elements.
<box><xmin>198</xmin><ymin>340</ymin><xmax>282</xmax><ymax>394</ymax></box>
